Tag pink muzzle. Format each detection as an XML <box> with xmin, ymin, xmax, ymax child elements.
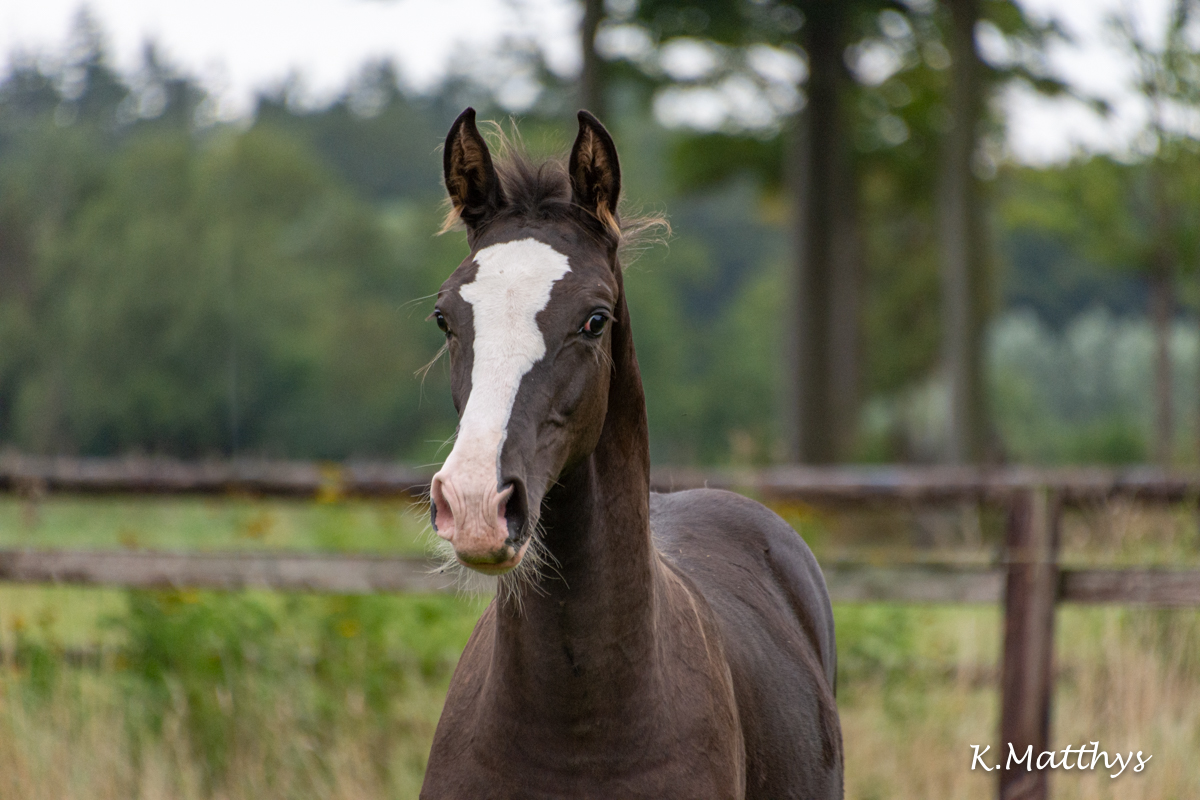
<box><xmin>431</xmin><ymin>471</ymin><xmax>528</xmax><ymax>574</ymax></box>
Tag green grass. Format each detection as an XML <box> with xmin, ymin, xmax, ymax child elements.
<box><xmin>0</xmin><ymin>586</ymin><xmax>129</xmax><ymax>648</ymax></box>
<box><xmin>1</xmin><ymin>588</ymin><xmax>488</xmax><ymax>799</ymax></box>
<box><xmin>0</xmin><ymin>494</ymin><xmax>483</xmax><ymax>799</ymax></box>
<box><xmin>6</xmin><ymin>598</ymin><xmax>1197</xmax><ymax>799</ymax></box>
<box><xmin>0</xmin><ymin>495</ymin><xmax>431</xmax><ymax>554</ymax></box>
<box><xmin>0</xmin><ymin>494</ymin><xmax>438</xmax><ymax>650</ymax></box>
<box><xmin>2</xmin><ymin>496</ymin><xmax>1199</xmax><ymax>798</ymax></box>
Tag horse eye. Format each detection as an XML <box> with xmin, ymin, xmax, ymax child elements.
<box><xmin>433</xmin><ymin>310</ymin><xmax>450</xmax><ymax>335</ymax></box>
<box><xmin>581</xmin><ymin>312</ymin><xmax>608</xmax><ymax>338</ymax></box>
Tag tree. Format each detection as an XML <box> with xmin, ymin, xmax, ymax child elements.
<box><xmin>939</xmin><ymin>0</ymin><xmax>988</xmax><ymax>463</ymax></box>
<box><xmin>605</xmin><ymin>0</ymin><xmax>1068</xmax><ymax>463</ymax></box>
<box><xmin>581</xmin><ymin>0</ymin><xmax>608</xmax><ymax>118</ymax></box>
<box><xmin>0</xmin><ymin>36</ymin><xmax>464</xmax><ymax>459</ymax></box>
<box><xmin>866</xmin><ymin>0</ymin><xmax>1064</xmax><ymax>463</ymax></box>
<box><xmin>1109</xmin><ymin>0</ymin><xmax>1200</xmax><ymax>464</ymax></box>
<box><xmin>794</xmin><ymin>3</ymin><xmax>866</xmax><ymax>463</ymax></box>
<box><xmin>999</xmin><ymin>145</ymin><xmax>1200</xmax><ymax>464</ymax></box>
<box><xmin>622</xmin><ymin>0</ymin><xmax>886</xmax><ymax>462</ymax></box>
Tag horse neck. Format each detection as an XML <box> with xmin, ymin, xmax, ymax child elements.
<box><xmin>492</xmin><ymin>264</ymin><xmax>659</xmax><ymax>709</ymax></box>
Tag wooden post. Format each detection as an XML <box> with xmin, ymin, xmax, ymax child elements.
<box><xmin>999</xmin><ymin>487</ymin><xmax>1060</xmax><ymax>800</ymax></box>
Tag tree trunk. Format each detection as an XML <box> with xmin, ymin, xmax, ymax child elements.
<box><xmin>831</xmin><ymin>148</ymin><xmax>862</xmax><ymax>458</ymax></box>
<box><xmin>1147</xmin><ymin>153</ymin><xmax>1176</xmax><ymax>467</ymax></box>
<box><xmin>1195</xmin><ymin>311</ymin><xmax>1200</xmax><ymax>465</ymax></box>
<box><xmin>792</xmin><ymin>6</ymin><xmax>854</xmax><ymax>464</ymax></box>
<box><xmin>939</xmin><ymin>0</ymin><xmax>989</xmax><ymax>464</ymax></box>
<box><xmin>1149</xmin><ymin>261</ymin><xmax>1173</xmax><ymax>466</ymax></box>
<box><xmin>580</xmin><ymin>0</ymin><xmax>606</xmax><ymax>120</ymax></box>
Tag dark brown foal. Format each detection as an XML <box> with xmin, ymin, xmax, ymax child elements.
<box><xmin>421</xmin><ymin>108</ymin><xmax>843</xmax><ymax>800</ymax></box>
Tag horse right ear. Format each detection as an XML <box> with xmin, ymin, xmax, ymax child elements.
<box><xmin>443</xmin><ymin>108</ymin><xmax>504</xmax><ymax>231</ymax></box>
<box><xmin>568</xmin><ymin>110</ymin><xmax>621</xmax><ymax>238</ymax></box>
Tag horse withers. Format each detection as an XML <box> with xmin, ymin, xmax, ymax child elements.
<box><xmin>421</xmin><ymin>107</ymin><xmax>843</xmax><ymax>800</ymax></box>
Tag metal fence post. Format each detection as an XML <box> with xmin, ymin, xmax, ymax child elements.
<box><xmin>999</xmin><ymin>486</ymin><xmax>1061</xmax><ymax>800</ymax></box>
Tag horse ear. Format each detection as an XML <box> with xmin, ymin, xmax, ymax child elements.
<box><xmin>443</xmin><ymin>107</ymin><xmax>504</xmax><ymax>231</ymax></box>
<box><xmin>568</xmin><ymin>110</ymin><xmax>621</xmax><ymax>236</ymax></box>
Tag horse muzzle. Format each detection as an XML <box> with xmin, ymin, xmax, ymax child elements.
<box><xmin>431</xmin><ymin>473</ymin><xmax>530</xmax><ymax>575</ymax></box>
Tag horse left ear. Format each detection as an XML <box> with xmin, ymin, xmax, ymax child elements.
<box><xmin>444</xmin><ymin>107</ymin><xmax>505</xmax><ymax>232</ymax></box>
<box><xmin>568</xmin><ymin>110</ymin><xmax>621</xmax><ymax>236</ymax></box>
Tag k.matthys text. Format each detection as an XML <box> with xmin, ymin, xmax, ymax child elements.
<box><xmin>970</xmin><ymin>743</ymin><xmax>1151</xmax><ymax>778</ymax></box>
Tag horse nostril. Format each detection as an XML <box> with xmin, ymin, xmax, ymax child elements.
<box><xmin>430</xmin><ymin>477</ymin><xmax>441</xmax><ymax>531</ymax></box>
<box><xmin>430</xmin><ymin>475</ymin><xmax>455</xmax><ymax>540</ymax></box>
<box><xmin>500</xmin><ymin>480</ymin><xmax>528</xmax><ymax>543</ymax></box>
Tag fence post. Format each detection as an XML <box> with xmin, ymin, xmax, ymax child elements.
<box><xmin>998</xmin><ymin>486</ymin><xmax>1060</xmax><ymax>800</ymax></box>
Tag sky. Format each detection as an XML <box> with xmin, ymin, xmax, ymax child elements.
<box><xmin>1005</xmin><ymin>0</ymin><xmax>1176</xmax><ymax>162</ymax></box>
<box><xmin>0</xmin><ymin>0</ymin><xmax>1185</xmax><ymax>164</ymax></box>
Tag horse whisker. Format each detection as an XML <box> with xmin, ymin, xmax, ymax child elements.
<box><xmin>416</xmin><ymin>343</ymin><xmax>449</xmax><ymax>385</ymax></box>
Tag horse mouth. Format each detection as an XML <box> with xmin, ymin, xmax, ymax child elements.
<box><xmin>456</xmin><ymin>537</ymin><xmax>531</xmax><ymax>575</ymax></box>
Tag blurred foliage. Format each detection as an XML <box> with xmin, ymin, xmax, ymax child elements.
<box><xmin>6</xmin><ymin>596</ymin><xmax>1199</xmax><ymax>798</ymax></box>
<box><xmin>115</xmin><ymin>591</ymin><xmax>280</xmax><ymax>787</ymax></box>
<box><xmin>0</xmin><ymin>495</ymin><xmax>431</xmax><ymax>555</ymax></box>
<box><xmin>620</xmin><ymin>0</ymin><xmax>1068</xmax><ymax>410</ymax></box>
<box><xmin>1000</xmin><ymin>149</ymin><xmax>1200</xmax><ymax>289</ymax></box>
<box><xmin>988</xmin><ymin>309</ymin><xmax>1200</xmax><ymax>463</ymax></box>
<box><xmin>81</xmin><ymin>588</ymin><xmax>482</xmax><ymax>795</ymax></box>
<box><xmin>833</xmin><ymin>604</ymin><xmax>918</xmax><ymax>690</ymax></box>
<box><xmin>0</xmin><ymin>9</ymin><xmax>1198</xmax><ymax>465</ymax></box>
<box><xmin>0</xmin><ymin>17</ymin><xmax>801</xmax><ymax>464</ymax></box>
<box><xmin>0</xmin><ymin>25</ymin><xmax>459</xmax><ymax>461</ymax></box>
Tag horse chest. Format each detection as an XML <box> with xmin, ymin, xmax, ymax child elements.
<box><xmin>422</xmin><ymin>709</ymin><xmax>745</xmax><ymax>800</ymax></box>
<box><xmin>422</xmin><ymin>608</ymin><xmax>746</xmax><ymax>799</ymax></box>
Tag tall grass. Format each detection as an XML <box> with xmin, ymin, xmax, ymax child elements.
<box><xmin>2</xmin><ymin>497</ymin><xmax>1198</xmax><ymax>797</ymax></box>
<box><xmin>0</xmin><ymin>590</ymin><xmax>485</xmax><ymax>799</ymax></box>
<box><xmin>3</xmin><ymin>599</ymin><xmax>1197</xmax><ymax>798</ymax></box>
<box><xmin>836</xmin><ymin>606</ymin><xmax>1200</xmax><ymax>799</ymax></box>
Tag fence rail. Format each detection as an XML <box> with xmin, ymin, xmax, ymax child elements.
<box><xmin>6</xmin><ymin>453</ymin><xmax>1200</xmax><ymax>503</ymax></box>
<box><xmin>3</xmin><ymin>549</ymin><xmax>1199</xmax><ymax>608</ymax></box>
<box><xmin>3</xmin><ymin>456</ymin><xmax>1200</xmax><ymax>800</ymax></box>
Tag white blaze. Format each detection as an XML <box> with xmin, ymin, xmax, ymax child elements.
<box><xmin>443</xmin><ymin>238</ymin><xmax>572</xmax><ymax>488</ymax></box>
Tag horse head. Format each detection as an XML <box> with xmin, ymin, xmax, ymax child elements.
<box><xmin>429</xmin><ymin>108</ymin><xmax>624</xmax><ymax>575</ymax></box>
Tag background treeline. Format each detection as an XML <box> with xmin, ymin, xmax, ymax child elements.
<box><xmin>1</xmin><ymin>6</ymin><xmax>1199</xmax><ymax>466</ymax></box>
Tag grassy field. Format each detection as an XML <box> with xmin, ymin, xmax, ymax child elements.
<box><xmin>2</xmin><ymin>496</ymin><xmax>1198</xmax><ymax>798</ymax></box>
<box><xmin>0</xmin><ymin>495</ymin><xmax>430</xmax><ymax>554</ymax></box>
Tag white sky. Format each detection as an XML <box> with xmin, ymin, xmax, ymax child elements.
<box><xmin>0</xmin><ymin>0</ymin><xmax>1185</xmax><ymax>164</ymax></box>
<box><xmin>1005</xmin><ymin>0</ymin><xmax>1176</xmax><ymax>162</ymax></box>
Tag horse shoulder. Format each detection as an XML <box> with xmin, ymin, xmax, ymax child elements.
<box><xmin>650</xmin><ymin>489</ymin><xmax>843</xmax><ymax>800</ymax></box>
<box><xmin>651</xmin><ymin>489</ymin><xmax>834</xmax><ymax>676</ymax></box>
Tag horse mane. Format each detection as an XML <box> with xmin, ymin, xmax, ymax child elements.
<box><xmin>439</xmin><ymin>119</ymin><xmax>669</xmax><ymax>262</ymax></box>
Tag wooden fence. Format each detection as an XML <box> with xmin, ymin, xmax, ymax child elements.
<box><xmin>3</xmin><ymin>455</ymin><xmax>1200</xmax><ymax>800</ymax></box>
